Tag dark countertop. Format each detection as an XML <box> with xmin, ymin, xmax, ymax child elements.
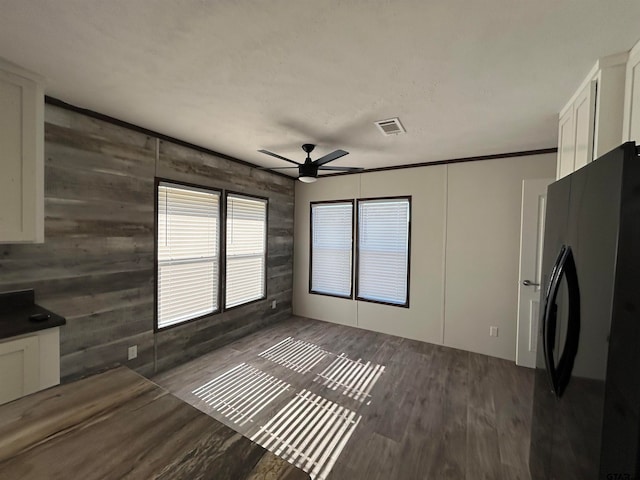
<box><xmin>0</xmin><ymin>305</ymin><xmax>66</xmax><ymax>339</ymax></box>
<box><xmin>0</xmin><ymin>289</ymin><xmax>65</xmax><ymax>340</ymax></box>
<box><xmin>0</xmin><ymin>366</ymin><xmax>310</xmax><ymax>480</ymax></box>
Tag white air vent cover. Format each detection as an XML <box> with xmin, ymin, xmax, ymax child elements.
<box><xmin>374</xmin><ymin>117</ymin><xmax>406</xmax><ymax>136</ymax></box>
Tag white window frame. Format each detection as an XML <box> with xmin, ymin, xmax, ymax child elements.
<box><xmin>224</xmin><ymin>192</ymin><xmax>268</xmax><ymax>309</ymax></box>
<box><xmin>356</xmin><ymin>196</ymin><xmax>411</xmax><ymax>308</ymax></box>
<box><xmin>155</xmin><ymin>180</ymin><xmax>221</xmax><ymax>330</ymax></box>
<box><xmin>309</xmin><ymin>200</ymin><xmax>354</xmax><ymax>298</ymax></box>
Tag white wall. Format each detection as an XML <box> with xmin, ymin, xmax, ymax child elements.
<box><xmin>293</xmin><ymin>153</ymin><xmax>556</xmax><ymax>361</ymax></box>
<box><xmin>444</xmin><ymin>156</ymin><xmax>555</xmax><ymax>359</ymax></box>
<box><xmin>294</xmin><ymin>175</ymin><xmax>361</xmax><ymax>328</ymax></box>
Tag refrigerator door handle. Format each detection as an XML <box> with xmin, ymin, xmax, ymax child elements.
<box><xmin>554</xmin><ymin>246</ymin><xmax>580</xmax><ymax>398</ymax></box>
<box><xmin>541</xmin><ymin>246</ymin><xmax>569</xmax><ymax>397</ymax></box>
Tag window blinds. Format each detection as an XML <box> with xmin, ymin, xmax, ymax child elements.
<box><xmin>226</xmin><ymin>194</ymin><xmax>267</xmax><ymax>308</ymax></box>
<box><xmin>311</xmin><ymin>202</ymin><xmax>353</xmax><ymax>297</ymax></box>
<box><xmin>157</xmin><ymin>183</ymin><xmax>220</xmax><ymax>329</ymax></box>
<box><xmin>357</xmin><ymin>198</ymin><xmax>410</xmax><ymax>306</ymax></box>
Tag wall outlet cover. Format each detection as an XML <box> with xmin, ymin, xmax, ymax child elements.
<box><xmin>128</xmin><ymin>345</ymin><xmax>138</xmax><ymax>360</ymax></box>
<box><xmin>490</xmin><ymin>326</ymin><xmax>499</xmax><ymax>337</ymax></box>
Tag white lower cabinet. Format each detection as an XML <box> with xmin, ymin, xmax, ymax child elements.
<box><xmin>0</xmin><ymin>335</ymin><xmax>39</xmax><ymax>405</ymax></box>
<box><xmin>0</xmin><ymin>328</ymin><xmax>60</xmax><ymax>406</ymax></box>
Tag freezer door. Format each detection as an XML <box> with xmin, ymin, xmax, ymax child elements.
<box><xmin>598</xmin><ymin>142</ymin><xmax>640</xmax><ymax>478</ymax></box>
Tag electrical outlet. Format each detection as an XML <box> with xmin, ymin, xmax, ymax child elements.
<box><xmin>490</xmin><ymin>326</ymin><xmax>499</xmax><ymax>337</ymax></box>
<box><xmin>128</xmin><ymin>345</ymin><xmax>138</xmax><ymax>360</ymax></box>
<box><xmin>271</xmin><ymin>300</ymin><xmax>277</xmax><ymax>309</ymax></box>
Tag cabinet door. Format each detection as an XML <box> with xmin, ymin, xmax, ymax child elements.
<box><xmin>573</xmin><ymin>81</ymin><xmax>597</xmax><ymax>171</ymax></box>
<box><xmin>623</xmin><ymin>45</ymin><xmax>640</xmax><ymax>142</ymax></box>
<box><xmin>0</xmin><ymin>335</ymin><xmax>40</xmax><ymax>405</ymax></box>
<box><xmin>0</xmin><ymin>63</ymin><xmax>44</xmax><ymax>243</ymax></box>
<box><xmin>557</xmin><ymin>107</ymin><xmax>575</xmax><ymax>179</ymax></box>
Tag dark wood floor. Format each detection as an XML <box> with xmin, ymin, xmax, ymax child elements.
<box><xmin>152</xmin><ymin>316</ymin><xmax>534</xmax><ymax>480</ymax></box>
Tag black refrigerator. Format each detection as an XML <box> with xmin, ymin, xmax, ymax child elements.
<box><xmin>530</xmin><ymin>141</ymin><xmax>640</xmax><ymax>479</ymax></box>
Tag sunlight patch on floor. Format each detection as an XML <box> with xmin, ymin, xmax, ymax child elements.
<box><xmin>192</xmin><ymin>363</ymin><xmax>290</xmax><ymax>425</ymax></box>
<box><xmin>315</xmin><ymin>354</ymin><xmax>385</xmax><ymax>404</ymax></box>
<box><xmin>259</xmin><ymin>337</ymin><xmax>329</xmax><ymax>373</ymax></box>
<box><xmin>251</xmin><ymin>389</ymin><xmax>361</xmax><ymax>480</ymax></box>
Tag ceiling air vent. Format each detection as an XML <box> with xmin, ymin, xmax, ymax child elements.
<box><xmin>374</xmin><ymin>117</ymin><xmax>406</xmax><ymax>136</ymax></box>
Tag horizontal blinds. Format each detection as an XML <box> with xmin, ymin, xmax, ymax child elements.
<box><xmin>226</xmin><ymin>194</ymin><xmax>267</xmax><ymax>308</ymax></box>
<box><xmin>311</xmin><ymin>202</ymin><xmax>353</xmax><ymax>297</ymax></box>
<box><xmin>357</xmin><ymin>198</ymin><xmax>409</xmax><ymax>305</ymax></box>
<box><xmin>157</xmin><ymin>183</ymin><xmax>220</xmax><ymax>328</ymax></box>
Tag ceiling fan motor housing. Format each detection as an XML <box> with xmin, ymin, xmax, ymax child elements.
<box><xmin>299</xmin><ymin>162</ymin><xmax>318</xmax><ymax>178</ymax></box>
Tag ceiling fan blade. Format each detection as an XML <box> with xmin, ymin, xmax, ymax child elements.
<box><xmin>318</xmin><ymin>166</ymin><xmax>364</xmax><ymax>172</ymax></box>
<box><xmin>314</xmin><ymin>149</ymin><xmax>349</xmax><ymax>166</ymax></box>
<box><xmin>257</xmin><ymin>149</ymin><xmax>301</xmax><ymax>166</ymax></box>
<box><xmin>256</xmin><ymin>166</ymin><xmax>299</xmax><ymax>170</ymax></box>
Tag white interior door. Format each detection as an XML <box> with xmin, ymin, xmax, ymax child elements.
<box><xmin>516</xmin><ymin>178</ymin><xmax>553</xmax><ymax>368</ymax></box>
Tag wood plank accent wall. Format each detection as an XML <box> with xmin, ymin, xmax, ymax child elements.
<box><xmin>0</xmin><ymin>105</ymin><xmax>294</xmax><ymax>380</ymax></box>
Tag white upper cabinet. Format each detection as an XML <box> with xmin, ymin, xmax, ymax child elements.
<box><xmin>556</xmin><ymin>53</ymin><xmax>628</xmax><ymax>179</ymax></box>
<box><xmin>623</xmin><ymin>40</ymin><xmax>640</xmax><ymax>143</ymax></box>
<box><xmin>0</xmin><ymin>58</ymin><xmax>44</xmax><ymax>243</ymax></box>
<box><xmin>557</xmin><ymin>105</ymin><xmax>576</xmax><ymax>179</ymax></box>
<box><xmin>573</xmin><ymin>81</ymin><xmax>597</xmax><ymax>171</ymax></box>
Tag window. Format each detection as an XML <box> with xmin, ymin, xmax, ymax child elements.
<box><xmin>225</xmin><ymin>193</ymin><xmax>268</xmax><ymax>308</ymax></box>
<box><xmin>310</xmin><ymin>201</ymin><xmax>353</xmax><ymax>298</ymax></box>
<box><xmin>156</xmin><ymin>181</ymin><xmax>220</xmax><ymax>329</ymax></box>
<box><xmin>356</xmin><ymin>197</ymin><xmax>411</xmax><ymax>307</ymax></box>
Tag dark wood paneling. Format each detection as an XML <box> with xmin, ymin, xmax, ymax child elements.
<box><xmin>157</xmin><ymin>141</ymin><xmax>293</xmax><ymax>197</ymax></box>
<box><xmin>45</xmin><ymin>95</ymin><xmax>294</xmax><ymax>181</ymax></box>
<box><xmin>0</xmin><ymin>104</ymin><xmax>294</xmax><ymax>381</ymax></box>
<box><xmin>154</xmin><ymin>138</ymin><xmax>294</xmax><ymax>372</ymax></box>
<box><xmin>0</xmin><ymin>106</ymin><xmax>157</xmax><ymax>380</ymax></box>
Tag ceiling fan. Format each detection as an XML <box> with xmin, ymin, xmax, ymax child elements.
<box><xmin>258</xmin><ymin>144</ymin><xmax>364</xmax><ymax>182</ymax></box>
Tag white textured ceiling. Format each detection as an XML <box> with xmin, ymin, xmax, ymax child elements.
<box><xmin>1</xmin><ymin>1</ymin><xmax>640</xmax><ymax>176</ymax></box>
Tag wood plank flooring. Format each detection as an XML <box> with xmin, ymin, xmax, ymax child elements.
<box><xmin>152</xmin><ymin>316</ymin><xmax>534</xmax><ymax>480</ymax></box>
<box><xmin>0</xmin><ymin>367</ymin><xmax>309</xmax><ymax>480</ymax></box>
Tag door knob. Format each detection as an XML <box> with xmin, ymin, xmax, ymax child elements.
<box><xmin>522</xmin><ymin>280</ymin><xmax>540</xmax><ymax>286</ymax></box>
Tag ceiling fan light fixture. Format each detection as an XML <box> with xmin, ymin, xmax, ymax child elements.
<box><xmin>298</xmin><ymin>175</ymin><xmax>317</xmax><ymax>183</ymax></box>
